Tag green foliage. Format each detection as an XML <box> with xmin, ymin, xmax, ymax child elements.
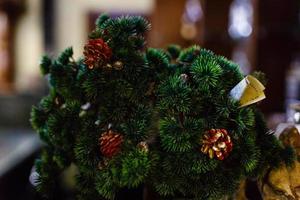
<box><xmin>178</xmin><ymin>45</ymin><xmax>201</xmax><ymax>63</ymax></box>
<box><xmin>158</xmin><ymin>75</ymin><xmax>192</xmax><ymax>113</ymax></box>
<box><xmin>118</xmin><ymin>149</ymin><xmax>151</xmax><ymax>187</ymax></box>
<box><xmin>76</xmin><ymin>172</ymin><xmax>99</xmax><ymax>200</ymax></box>
<box><xmin>57</xmin><ymin>47</ymin><xmax>73</xmax><ymax>65</ymax></box>
<box><xmin>191</xmin><ymin>51</ymin><xmax>223</xmax><ymax>91</ymax></box>
<box><xmin>95</xmin><ymin>13</ymin><xmax>110</xmax><ymax>28</ymax></box>
<box><xmin>39</xmin><ymin>55</ymin><xmax>52</xmax><ymax>75</ymax></box>
<box><xmin>167</xmin><ymin>44</ymin><xmax>181</xmax><ymax>59</ymax></box>
<box><xmin>31</xmin><ymin>14</ymin><xmax>295</xmax><ymax>200</ymax></box>
<box><xmin>146</xmin><ymin>48</ymin><xmax>170</xmax><ymax>69</ymax></box>
<box><xmin>154</xmin><ymin>46</ymin><xmax>295</xmax><ymax>199</ymax></box>
<box><xmin>35</xmin><ymin>148</ymin><xmax>63</xmax><ymax>199</ymax></box>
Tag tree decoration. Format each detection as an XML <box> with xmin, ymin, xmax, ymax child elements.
<box><xmin>137</xmin><ymin>141</ymin><xmax>149</xmax><ymax>153</ymax></box>
<box><xmin>31</xmin><ymin>14</ymin><xmax>295</xmax><ymax>200</ymax></box>
<box><xmin>201</xmin><ymin>129</ymin><xmax>233</xmax><ymax>160</ymax></box>
<box><xmin>54</xmin><ymin>96</ymin><xmax>62</xmax><ymax>106</ymax></box>
<box><xmin>112</xmin><ymin>61</ymin><xmax>124</xmax><ymax>70</ymax></box>
<box><xmin>80</xmin><ymin>102</ymin><xmax>91</xmax><ymax>110</ymax></box>
<box><xmin>98</xmin><ymin>159</ymin><xmax>109</xmax><ymax>170</ymax></box>
<box><xmin>83</xmin><ymin>38</ymin><xmax>112</xmax><ymax>69</ymax></box>
<box><xmin>99</xmin><ymin>130</ymin><xmax>124</xmax><ymax>158</ymax></box>
<box><xmin>104</xmin><ymin>63</ymin><xmax>113</xmax><ymax>70</ymax></box>
<box><xmin>179</xmin><ymin>73</ymin><xmax>189</xmax><ymax>82</ymax></box>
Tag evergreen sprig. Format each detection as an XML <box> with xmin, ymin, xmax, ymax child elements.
<box><xmin>31</xmin><ymin>14</ymin><xmax>295</xmax><ymax>200</ymax></box>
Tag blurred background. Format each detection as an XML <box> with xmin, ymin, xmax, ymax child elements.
<box><xmin>0</xmin><ymin>0</ymin><xmax>300</xmax><ymax>199</ymax></box>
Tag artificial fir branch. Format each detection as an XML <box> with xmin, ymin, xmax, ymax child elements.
<box><xmin>31</xmin><ymin>14</ymin><xmax>295</xmax><ymax>200</ymax></box>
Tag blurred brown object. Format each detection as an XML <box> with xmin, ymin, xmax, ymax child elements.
<box><xmin>259</xmin><ymin>126</ymin><xmax>300</xmax><ymax>200</ymax></box>
<box><xmin>203</xmin><ymin>0</ymin><xmax>233</xmax><ymax>58</ymax></box>
<box><xmin>234</xmin><ymin>180</ymin><xmax>248</xmax><ymax>200</ymax></box>
<box><xmin>0</xmin><ymin>0</ymin><xmax>24</xmax><ymax>93</ymax></box>
<box><xmin>149</xmin><ymin>0</ymin><xmax>186</xmax><ymax>48</ymax></box>
<box><xmin>280</xmin><ymin>126</ymin><xmax>300</xmax><ymax>158</ymax></box>
<box><xmin>257</xmin><ymin>0</ymin><xmax>300</xmax><ymax>114</ymax></box>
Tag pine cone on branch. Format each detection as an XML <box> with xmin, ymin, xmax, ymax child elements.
<box><xmin>99</xmin><ymin>130</ymin><xmax>123</xmax><ymax>158</ymax></box>
<box><xmin>83</xmin><ymin>38</ymin><xmax>112</xmax><ymax>69</ymax></box>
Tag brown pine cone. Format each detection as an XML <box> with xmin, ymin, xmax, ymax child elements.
<box><xmin>99</xmin><ymin>130</ymin><xmax>123</xmax><ymax>158</ymax></box>
<box><xmin>83</xmin><ymin>38</ymin><xmax>112</xmax><ymax>69</ymax></box>
<box><xmin>201</xmin><ymin>129</ymin><xmax>233</xmax><ymax>160</ymax></box>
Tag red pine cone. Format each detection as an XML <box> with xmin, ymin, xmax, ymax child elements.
<box><xmin>201</xmin><ymin>129</ymin><xmax>233</xmax><ymax>160</ymax></box>
<box><xmin>99</xmin><ymin>130</ymin><xmax>123</xmax><ymax>158</ymax></box>
<box><xmin>83</xmin><ymin>38</ymin><xmax>112</xmax><ymax>69</ymax></box>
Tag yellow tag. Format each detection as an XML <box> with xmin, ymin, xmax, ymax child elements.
<box><xmin>230</xmin><ymin>75</ymin><xmax>266</xmax><ymax>107</ymax></box>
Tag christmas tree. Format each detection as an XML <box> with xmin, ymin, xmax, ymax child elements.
<box><xmin>31</xmin><ymin>14</ymin><xmax>295</xmax><ymax>200</ymax></box>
